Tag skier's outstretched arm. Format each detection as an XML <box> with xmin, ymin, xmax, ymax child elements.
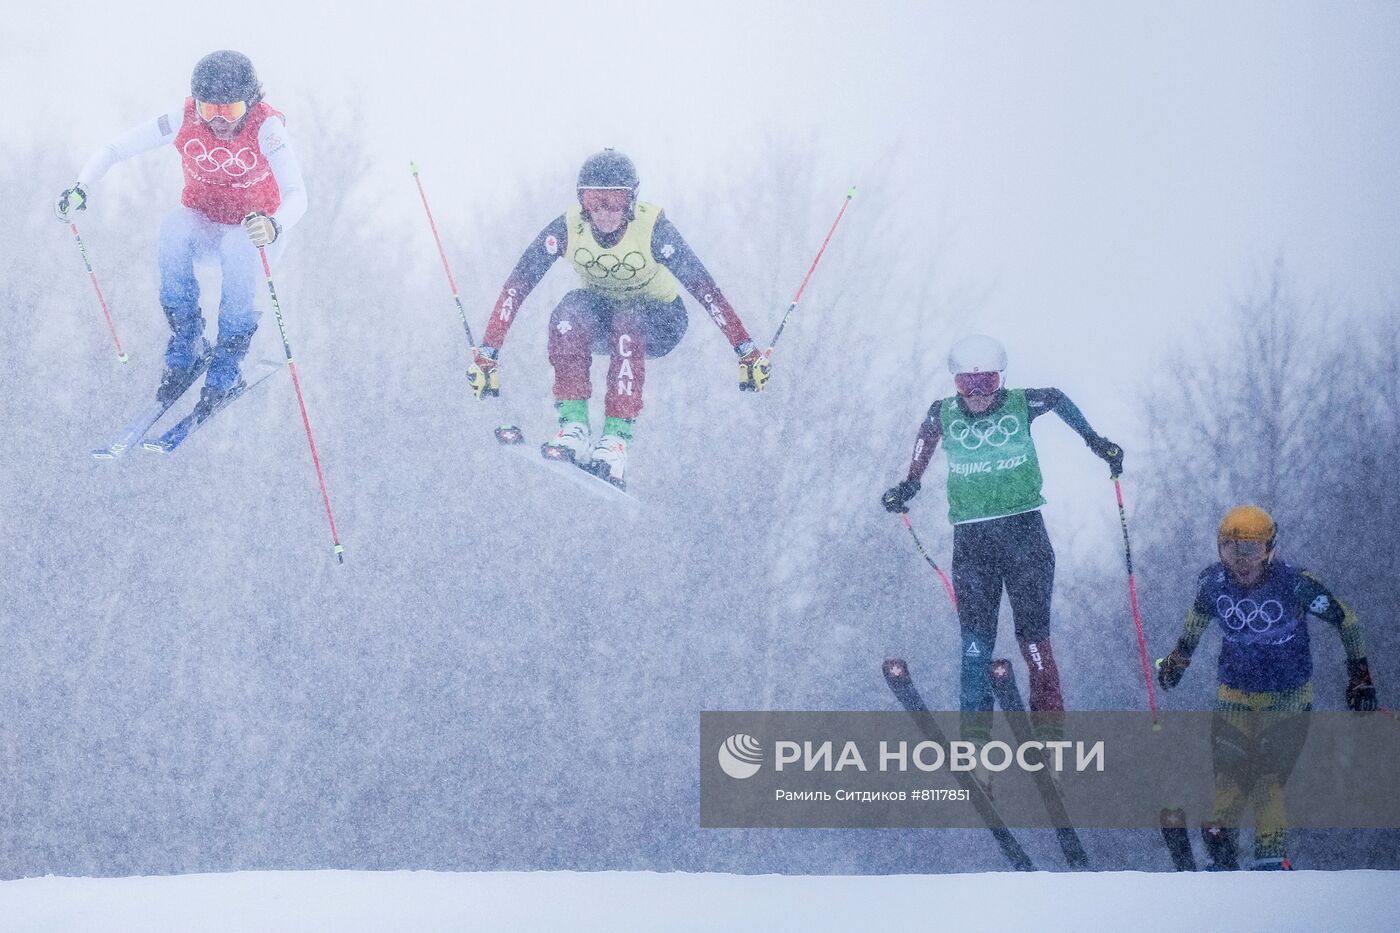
<box><xmin>650</xmin><ymin>213</ymin><xmax>768</xmax><ymax>391</ymax></box>
<box><xmin>241</xmin><ymin>116</ymin><xmax>307</xmax><ymax>249</ymax></box>
<box><xmin>1157</xmin><ymin>574</ymin><xmax>1213</xmax><ymax>689</ymax></box>
<box><xmin>260</xmin><ymin>116</ymin><xmax>306</xmax><ymax>232</ymax></box>
<box><xmin>479</xmin><ymin>215</ymin><xmax>567</xmax><ymax>354</ymax></box>
<box><xmin>882</xmin><ymin>401</ymin><xmax>942</xmax><ymax>513</ymax></box>
<box><xmin>1028</xmin><ymin>387</ymin><xmax>1123</xmax><ymax>477</ymax></box>
<box><xmin>465</xmin><ymin>216</ymin><xmax>566</xmax><ymax>399</ymax></box>
<box><xmin>1297</xmin><ymin>571</ymin><xmax>1377</xmax><ymax>711</ymax></box>
<box><xmin>56</xmin><ymin>103</ymin><xmax>185</xmax><ymax>220</ymax></box>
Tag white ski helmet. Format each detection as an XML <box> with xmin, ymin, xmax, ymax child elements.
<box><xmin>947</xmin><ymin>335</ymin><xmax>1007</xmax><ymax>375</ymax></box>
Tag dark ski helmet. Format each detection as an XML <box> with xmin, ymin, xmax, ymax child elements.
<box><xmin>191</xmin><ymin>50</ymin><xmax>262</xmax><ymax>106</ymax></box>
<box><xmin>577</xmin><ymin>149</ymin><xmax>639</xmax><ymax>200</ymax></box>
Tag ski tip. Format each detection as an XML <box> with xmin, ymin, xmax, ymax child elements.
<box><xmin>882</xmin><ymin>657</ymin><xmax>909</xmax><ymax>681</ymax></box>
<box><xmin>91</xmin><ymin>449</ymin><xmax>116</xmax><ymax>460</ymax></box>
<box><xmin>142</xmin><ymin>440</ymin><xmax>170</xmax><ymax>453</ymax></box>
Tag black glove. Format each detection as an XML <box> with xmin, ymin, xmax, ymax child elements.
<box><xmin>1088</xmin><ymin>434</ymin><xmax>1124</xmax><ymax>478</ymax></box>
<box><xmin>1347</xmin><ymin>658</ymin><xmax>1378</xmax><ymax>712</ymax></box>
<box><xmin>881</xmin><ymin>478</ymin><xmax>920</xmax><ymax>514</ymax></box>
<box><xmin>1157</xmin><ymin>647</ymin><xmax>1191</xmax><ymax>690</ymax></box>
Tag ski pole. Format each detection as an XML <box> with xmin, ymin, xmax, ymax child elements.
<box><xmin>256</xmin><ymin>243</ymin><xmax>345</xmax><ymax>564</ymax></box>
<box><xmin>765</xmin><ymin>186</ymin><xmax>856</xmax><ymax>358</ymax></box>
<box><xmin>67</xmin><ymin>222</ymin><xmax>128</xmax><ymax>362</ymax></box>
<box><xmin>901</xmin><ymin>513</ymin><xmax>957</xmax><ymax>611</ymax></box>
<box><xmin>409</xmin><ymin>162</ymin><xmax>477</xmax><ymax>351</ymax></box>
<box><xmin>1112</xmin><ymin>476</ymin><xmax>1160</xmax><ymax>727</ymax></box>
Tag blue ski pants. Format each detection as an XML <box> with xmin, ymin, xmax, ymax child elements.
<box><xmin>157</xmin><ymin>206</ymin><xmax>286</xmax><ymax>391</ymax></box>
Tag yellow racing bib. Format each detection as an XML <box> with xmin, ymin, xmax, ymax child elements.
<box><xmin>565</xmin><ymin>201</ymin><xmax>680</xmax><ymax>302</ymax></box>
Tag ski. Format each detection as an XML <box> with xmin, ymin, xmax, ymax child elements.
<box><xmin>989</xmin><ymin>658</ymin><xmax>1090</xmax><ymax>868</ymax></box>
<box><xmin>882</xmin><ymin>657</ymin><xmax>1035</xmax><ymax>872</ymax></box>
<box><xmin>91</xmin><ymin>354</ymin><xmax>213</xmax><ymax>459</ymax></box>
<box><xmin>494</xmin><ymin>424</ymin><xmax>641</xmax><ymax>507</ymax></box>
<box><xmin>143</xmin><ymin>360</ymin><xmax>283</xmax><ymax>454</ymax></box>
<box><xmin>1159</xmin><ymin>807</ymin><xmax>1198</xmax><ymax>871</ymax></box>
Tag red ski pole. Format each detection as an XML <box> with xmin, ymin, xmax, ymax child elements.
<box><xmin>902</xmin><ymin>513</ymin><xmax>958</xmax><ymax>611</ymax></box>
<box><xmin>67</xmin><ymin>222</ymin><xmax>128</xmax><ymax>362</ymax></box>
<box><xmin>1113</xmin><ymin>476</ymin><xmax>1160</xmax><ymax>727</ymax></box>
<box><xmin>256</xmin><ymin>242</ymin><xmax>345</xmax><ymax>564</ymax></box>
<box><xmin>409</xmin><ymin>162</ymin><xmax>478</xmax><ymax>351</ymax></box>
<box><xmin>765</xmin><ymin>186</ymin><xmax>856</xmax><ymax>359</ymax></box>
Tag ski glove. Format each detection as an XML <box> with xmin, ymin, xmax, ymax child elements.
<box><xmin>1156</xmin><ymin>647</ymin><xmax>1191</xmax><ymax>690</ymax></box>
<box><xmin>738</xmin><ymin>346</ymin><xmax>772</xmax><ymax>392</ymax></box>
<box><xmin>467</xmin><ymin>346</ymin><xmax>500</xmax><ymax>400</ymax></box>
<box><xmin>1347</xmin><ymin>657</ymin><xmax>1378</xmax><ymax>712</ymax></box>
<box><xmin>1088</xmin><ymin>434</ymin><xmax>1124</xmax><ymax>478</ymax></box>
<box><xmin>243</xmin><ymin>211</ymin><xmax>281</xmax><ymax>248</ymax></box>
<box><xmin>54</xmin><ymin>184</ymin><xmax>88</xmax><ymax>222</ymax></box>
<box><xmin>881</xmin><ymin>478</ymin><xmax>921</xmax><ymax>514</ymax></box>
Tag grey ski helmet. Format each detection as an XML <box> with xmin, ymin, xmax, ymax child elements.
<box><xmin>947</xmin><ymin>335</ymin><xmax>1007</xmax><ymax>375</ymax></box>
<box><xmin>191</xmin><ymin>50</ymin><xmax>262</xmax><ymax>106</ymax></box>
<box><xmin>577</xmin><ymin>149</ymin><xmax>639</xmax><ymax>200</ymax></box>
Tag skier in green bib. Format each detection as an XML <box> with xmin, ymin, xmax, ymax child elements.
<box><xmin>881</xmin><ymin>335</ymin><xmax>1123</xmax><ymax>740</ymax></box>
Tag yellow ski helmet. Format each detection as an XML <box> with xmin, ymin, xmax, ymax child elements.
<box><xmin>1218</xmin><ymin>505</ymin><xmax>1276</xmax><ymax>549</ymax></box>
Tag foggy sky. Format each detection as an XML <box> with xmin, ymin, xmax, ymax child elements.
<box><xmin>7</xmin><ymin>0</ymin><xmax>1399</xmax><ymax>519</ymax></box>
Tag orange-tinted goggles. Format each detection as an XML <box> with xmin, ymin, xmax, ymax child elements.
<box><xmin>196</xmin><ymin>99</ymin><xmax>248</xmax><ymax>122</ymax></box>
<box><xmin>580</xmin><ymin>188</ymin><xmax>631</xmax><ymax>213</ymax></box>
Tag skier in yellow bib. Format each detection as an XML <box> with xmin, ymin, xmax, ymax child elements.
<box><xmin>471</xmin><ymin>149</ymin><xmax>769</xmax><ymax>490</ymax></box>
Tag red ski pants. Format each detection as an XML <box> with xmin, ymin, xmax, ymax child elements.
<box><xmin>546</xmin><ymin>289</ymin><xmax>687</xmax><ymax>419</ymax></box>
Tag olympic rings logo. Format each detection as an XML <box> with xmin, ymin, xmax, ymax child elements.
<box><xmin>1215</xmin><ymin>595</ymin><xmax>1286</xmax><ymax>633</ymax></box>
<box><xmin>182</xmin><ymin>139</ymin><xmax>259</xmax><ymax>177</ymax></box>
<box><xmin>573</xmin><ymin>248</ymin><xmax>648</xmax><ymax>282</ymax></box>
<box><xmin>947</xmin><ymin>415</ymin><xmax>1020</xmax><ymax>450</ymax></box>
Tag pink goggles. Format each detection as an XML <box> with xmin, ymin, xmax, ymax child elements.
<box><xmin>580</xmin><ymin>188</ymin><xmax>631</xmax><ymax>212</ymax></box>
<box><xmin>954</xmin><ymin>371</ymin><xmax>1002</xmax><ymax>396</ymax></box>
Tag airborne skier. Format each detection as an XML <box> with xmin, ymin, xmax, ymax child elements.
<box><xmin>55</xmin><ymin>50</ymin><xmax>306</xmax><ymax>423</ymax></box>
<box><xmin>880</xmin><ymin>335</ymin><xmax>1123</xmax><ymax>742</ymax></box>
<box><xmin>1156</xmin><ymin>505</ymin><xmax>1379</xmax><ymax>870</ymax></box>
<box><xmin>468</xmin><ymin>149</ymin><xmax>770</xmax><ymax>490</ymax></box>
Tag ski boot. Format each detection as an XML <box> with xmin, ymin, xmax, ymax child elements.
<box><xmin>587</xmin><ymin>433</ymin><xmax>628</xmax><ymax>490</ymax></box>
<box><xmin>541</xmin><ymin>422</ymin><xmax>590</xmax><ymax>466</ymax></box>
<box><xmin>1251</xmin><ymin>857</ymin><xmax>1292</xmax><ymax>871</ymax></box>
<box><xmin>1201</xmin><ymin>823</ymin><xmax>1240</xmax><ymax>871</ymax></box>
<box><xmin>156</xmin><ymin>337</ymin><xmax>212</xmax><ymax>405</ymax></box>
<box><xmin>191</xmin><ymin>376</ymin><xmax>247</xmax><ymax>422</ymax></box>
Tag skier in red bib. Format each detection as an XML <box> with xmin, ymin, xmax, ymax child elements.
<box><xmin>55</xmin><ymin>50</ymin><xmax>307</xmax><ymax>418</ymax></box>
<box><xmin>470</xmin><ymin>149</ymin><xmax>770</xmax><ymax>490</ymax></box>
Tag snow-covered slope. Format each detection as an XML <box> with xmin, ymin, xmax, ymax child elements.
<box><xmin>1</xmin><ymin>869</ymin><xmax>1395</xmax><ymax>933</ymax></box>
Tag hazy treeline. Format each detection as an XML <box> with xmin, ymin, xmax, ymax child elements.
<box><xmin>1</xmin><ymin>124</ymin><xmax>1394</xmax><ymax>878</ymax></box>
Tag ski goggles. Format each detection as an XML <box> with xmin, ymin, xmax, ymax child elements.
<box><xmin>580</xmin><ymin>188</ymin><xmax>632</xmax><ymax>212</ymax></box>
<box><xmin>1219</xmin><ymin>538</ymin><xmax>1270</xmax><ymax>559</ymax></box>
<box><xmin>195</xmin><ymin>99</ymin><xmax>248</xmax><ymax>123</ymax></box>
<box><xmin>954</xmin><ymin>371</ymin><xmax>1002</xmax><ymax>397</ymax></box>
